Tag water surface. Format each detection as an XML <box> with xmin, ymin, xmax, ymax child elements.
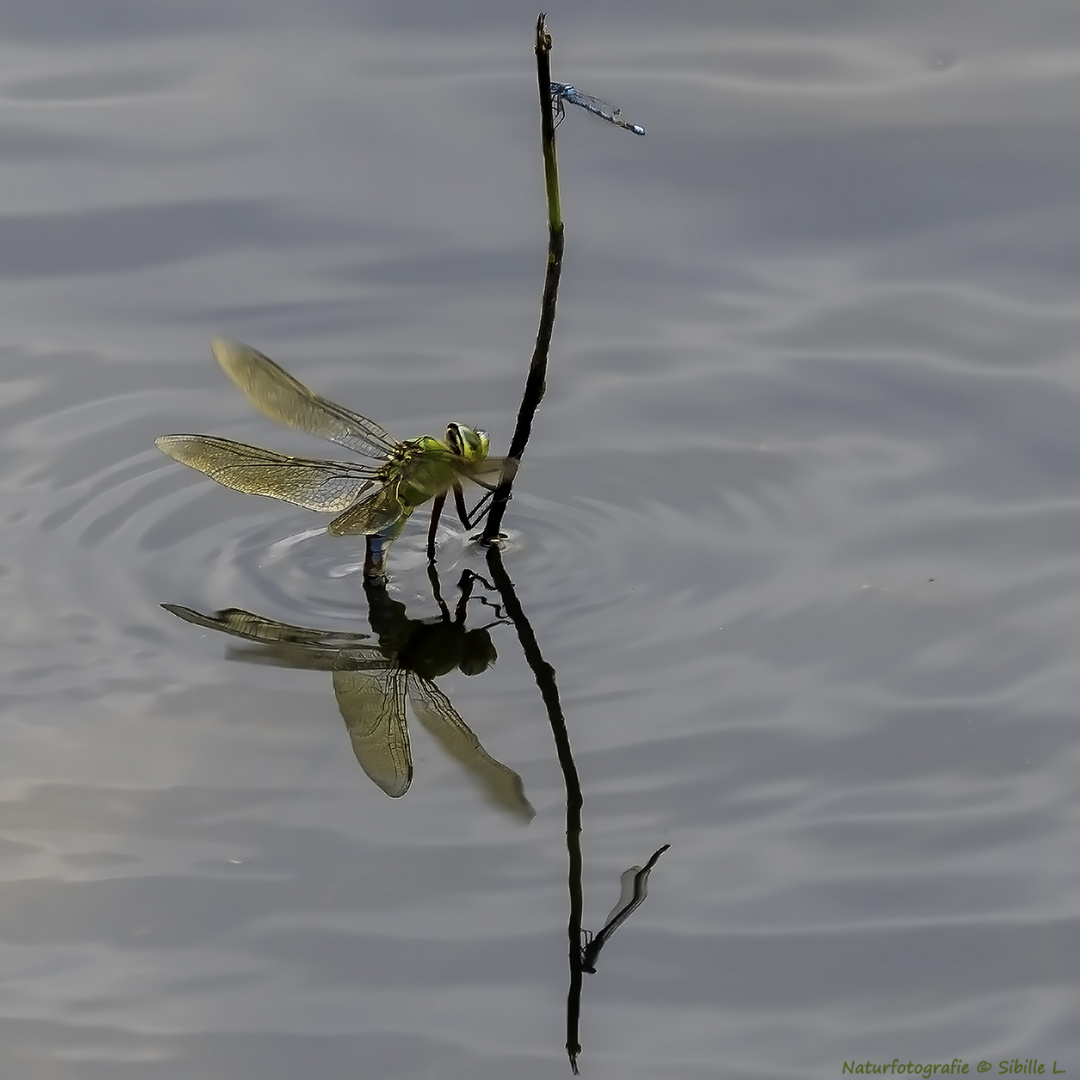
<box><xmin>3</xmin><ymin>2</ymin><xmax>1080</xmax><ymax>1077</ymax></box>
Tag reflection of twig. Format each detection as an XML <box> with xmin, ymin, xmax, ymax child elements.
<box><xmin>580</xmin><ymin>845</ymin><xmax>670</xmax><ymax>973</ymax></box>
<box><xmin>484</xmin><ymin>543</ymin><xmax>585</xmax><ymax>1071</ymax></box>
<box><xmin>480</xmin><ymin>12</ymin><xmax>564</xmax><ymax>546</ymax></box>
<box><xmin>485</xmin><ymin>542</ymin><xmax>672</xmax><ymax>1072</ymax></box>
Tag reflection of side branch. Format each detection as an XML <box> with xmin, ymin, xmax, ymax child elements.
<box><xmin>484</xmin><ymin>545</ymin><xmax>585</xmax><ymax>1071</ymax></box>
<box><xmin>480</xmin><ymin>13</ymin><xmax>564</xmax><ymax>545</ymax></box>
<box><xmin>580</xmin><ymin>845</ymin><xmax>670</xmax><ymax>973</ymax></box>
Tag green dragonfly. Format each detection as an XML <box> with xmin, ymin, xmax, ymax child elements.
<box><xmin>156</xmin><ymin>340</ymin><xmax>513</xmax><ymax>566</ymax></box>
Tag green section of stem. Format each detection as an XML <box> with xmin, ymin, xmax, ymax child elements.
<box><xmin>481</xmin><ymin>13</ymin><xmax>564</xmax><ymax>544</ymax></box>
<box><xmin>537</xmin><ymin>19</ymin><xmax>563</xmax><ymax>233</ymax></box>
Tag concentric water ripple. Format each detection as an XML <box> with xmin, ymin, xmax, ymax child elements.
<box><xmin>7</xmin><ymin>10</ymin><xmax>1080</xmax><ymax>1074</ymax></box>
<box><xmin>1</xmin><ymin>339</ymin><xmax>754</xmax><ymax>654</ymax></box>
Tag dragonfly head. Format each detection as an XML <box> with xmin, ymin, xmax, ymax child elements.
<box><xmin>459</xmin><ymin>628</ymin><xmax>498</xmax><ymax>676</ymax></box>
<box><xmin>445</xmin><ymin>423</ymin><xmax>490</xmax><ymax>463</ymax></box>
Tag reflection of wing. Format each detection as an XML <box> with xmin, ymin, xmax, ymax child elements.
<box><xmin>155</xmin><ymin>435</ymin><xmax>380</xmax><ymax>511</ymax></box>
<box><xmin>329</xmin><ymin>482</ymin><xmax>410</xmax><ymax>537</ymax></box>
<box><xmin>333</xmin><ymin>668</ymin><xmax>412</xmax><ymax>798</ymax></box>
<box><xmin>408</xmin><ymin>677</ymin><xmax>534</xmax><ymax>821</ymax></box>
<box><xmin>161</xmin><ymin>605</ymin><xmax>370</xmax><ymax>649</ymax></box>
<box><xmin>161</xmin><ymin>605</ymin><xmax>377</xmax><ymax>671</ymax></box>
<box><xmin>212</xmin><ymin>339</ymin><xmax>399</xmax><ymax>460</ymax></box>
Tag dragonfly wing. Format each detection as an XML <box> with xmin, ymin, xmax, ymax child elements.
<box><xmin>408</xmin><ymin>677</ymin><xmax>534</xmax><ymax>821</ymax></box>
<box><xmin>460</xmin><ymin>454</ymin><xmax>517</xmax><ymax>486</ymax></box>
<box><xmin>328</xmin><ymin>482</ymin><xmax>411</xmax><ymax>537</ymax></box>
<box><xmin>333</xmin><ymin>667</ymin><xmax>412</xmax><ymax>798</ymax></box>
<box><xmin>211</xmin><ymin>339</ymin><xmax>400</xmax><ymax>460</ymax></box>
<box><xmin>157</xmin><ymin>434</ymin><xmax>380</xmax><ymax>512</ymax></box>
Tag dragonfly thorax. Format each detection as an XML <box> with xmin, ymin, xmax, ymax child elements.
<box><xmin>444</xmin><ymin>423</ymin><xmax>490</xmax><ymax>462</ymax></box>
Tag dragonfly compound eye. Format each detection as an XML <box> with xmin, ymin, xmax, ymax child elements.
<box><xmin>446</xmin><ymin>424</ymin><xmax>489</xmax><ymax>462</ymax></box>
<box><xmin>444</xmin><ymin>423</ymin><xmax>462</xmax><ymax>455</ymax></box>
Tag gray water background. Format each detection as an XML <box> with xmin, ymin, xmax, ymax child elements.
<box><xmin>2</xmin><ymin>2</ymin><xmax>1080</xmax><ymax>1077</ymax></box>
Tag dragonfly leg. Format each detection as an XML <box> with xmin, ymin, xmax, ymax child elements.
<box><xmin>452</xmin><ymin>568</ymin><xmax>477</xmax><ymax>622</ymax></box>
<box><xmin>427</xmin><ymin>491</ymin><xmax>448</xmax><ymax>562</ymax></box>
<box><xmin>452</xmin><ymin>569</ymin><xmax>506</xmax><ymax>623</ymax></box>
<box><xmin>549</xmin><ymin>88</ymin><xmax>566</xmax><ymax>130</ymax></box>
<box><xmin>427</xmin><ymin>560</ymin><xmax>452</xmax><ymax>620</ymax></box>
<box><xmin>457</xmin><ymin>485</ymin><xmax>496</xmax><ymax>529</ymax></box>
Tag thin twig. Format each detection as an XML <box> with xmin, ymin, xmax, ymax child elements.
<box><xmin>481</xmin><ymin>12</ymin><xmax>564</xmax><ymax>545</ymax></box>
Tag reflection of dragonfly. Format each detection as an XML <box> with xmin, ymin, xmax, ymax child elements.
<box><xmin>580</xmin><ymin>844</ymin><xmax>669</xmax><ymax>973</ymax></box>
<box><xmin>157</xmin><ymin>340</ymin><xmax>511</xmax><ymax>562</ymax></box>
<box><xmin>550</xmin><ymin>82</ymin><xmax>646</xmax><ymax>136</ymax></box>
<box><xmin>162</xmin><ymin>572</ymin><xmax>533</xmax><ymax>819</ymax></box>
